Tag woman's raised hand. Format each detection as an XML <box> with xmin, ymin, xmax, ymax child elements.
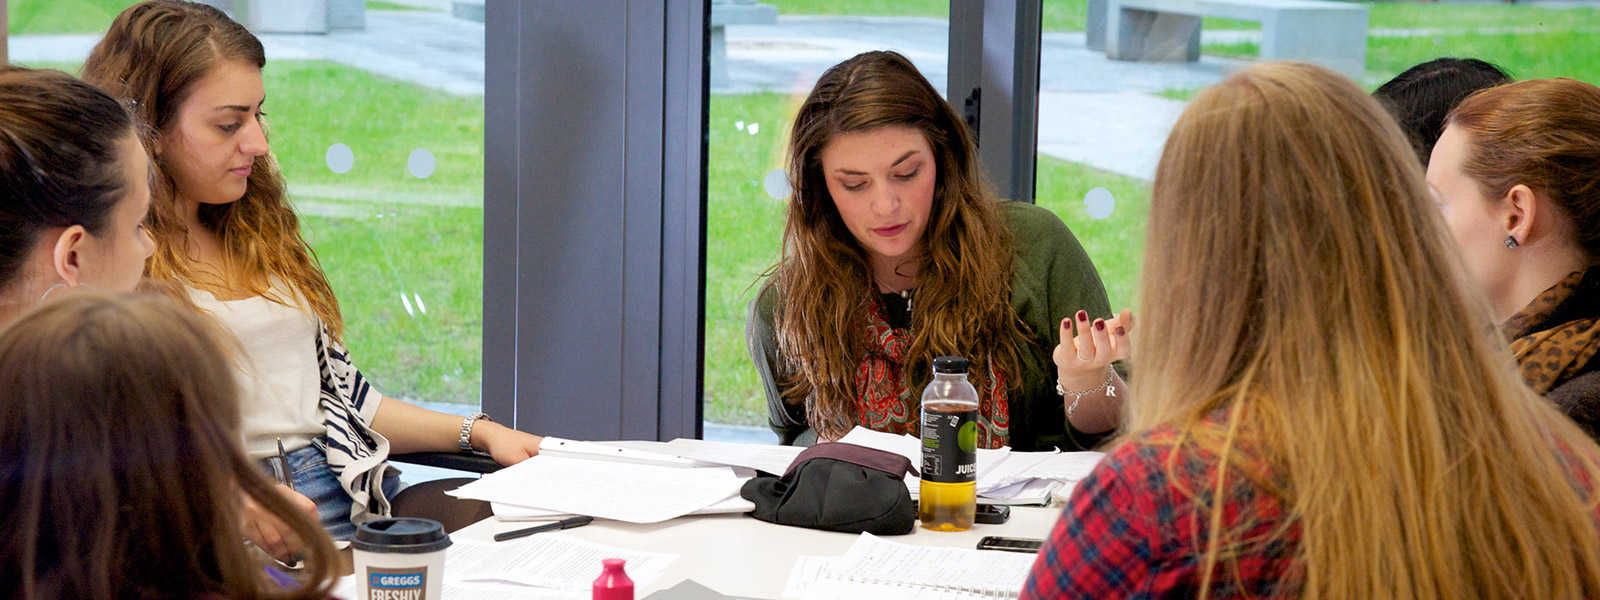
<box><xmin>1053</xmin><ymin>308</ymin><xmax>1134</xmax><ymax>390</ymax></box>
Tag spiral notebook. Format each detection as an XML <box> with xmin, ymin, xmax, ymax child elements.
<box><xmin>796</xmin><ymin>533</ymin><xmax>1036</xmax><ymax>599</ymax></box>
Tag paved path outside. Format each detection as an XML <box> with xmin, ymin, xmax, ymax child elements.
<box><xmin>725</xmin><ymin>16</ymin><xmax>1255</xmax><ymax>179</ymax></box>
<box><xmin>8</xmin><ymin>9</ymin><xmax>484</xmax><ymax>95</ymax></box>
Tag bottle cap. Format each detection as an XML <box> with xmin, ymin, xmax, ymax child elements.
<box><xmin>351</xmin><ymin>517</ymin><xmax>452</xmax><ymax>554</ymax></box>
<box><xmin>932</xmin><ymin>356</ymin><xmax>969</xmax><ymax>374</ymax></box>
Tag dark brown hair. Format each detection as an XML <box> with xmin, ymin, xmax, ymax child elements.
<box><xmin>0</xmin><ymin>66</ymin><xmax>136</xmax><ymax>292</ymax></box>
<box><xmin>0</xmin><ymin>291</ymin><xmax>339</xmax><ymax>600</ymax></box>
<box><xmin>1372</xmin><ymin>57</ymin><xmax>1511</xmax><ymax>166</ymax></box>
<box><xmin>82</xmin><ymin>0</ymin><xmax>346</xmax><ymax>338</ymax></box>
<box><xmin>767</xmin><ymin>50</ymin><xmax>1028</xmax><ymax>439</ymax></box>
<box><xmin>1447</xmin><ymin>78</ymin><xmax>1600</xmax><ymax>262</ymax></box>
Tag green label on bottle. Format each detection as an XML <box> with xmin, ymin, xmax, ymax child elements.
<box><xmin>921</xmin><ymin>403</ymin><xmax>977</xmax><ymax>484</ymax></box>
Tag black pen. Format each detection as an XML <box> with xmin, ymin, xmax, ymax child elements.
<box><xmin>494</xmin><ymin>515</ymin><xmax>594</xmax><ymax>542</ymax></box>
<box><xmin>272</xmin><ymin>437</ymin><xmax>296</xmax><ymax>493</ymax></box>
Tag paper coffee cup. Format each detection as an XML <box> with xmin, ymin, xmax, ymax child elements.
<box><xmin>352</xmin><ymin>517</ymin><xmax>452</xmax><ymax>600</ymax></box>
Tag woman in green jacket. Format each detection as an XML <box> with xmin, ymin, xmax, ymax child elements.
<box><xmin>748</xmin><ymin>51</ymin><xmax>1129</xmax><ymax>452</ymax></box>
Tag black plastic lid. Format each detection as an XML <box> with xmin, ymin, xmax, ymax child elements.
<box><xmin>932</xmin><ymin>356</ymin><xmax>969</xmax><ymax>374</ymax></box>
<box><xmin>352</xmin><ymin>518</ymin><xmax>453</xmax><ymax>554</ymax></box>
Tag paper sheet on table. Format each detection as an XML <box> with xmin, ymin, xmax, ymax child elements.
<box><xmin>975</xmin><ymin>450</ymin><xmax>1059</xmax><ymax>492</ymax></box>
<box><xmin>664</xmin><ymin>438</ymin><xmax>809</xmax><ymax>475</ymax></box>
<box><xmin>448</xmin><ymin>535</ymin><xmax>678</xmax><ymax>590</ymax></box>
<box><xmin>334</xmin><ymin>575</ymin><xmax>589</xmax><ymax>600</ymax></box>
<box><xmin>837</xmin><ymin>427</ymin><xmax>1010</xmax><ymax>477</ymax></box>
<box><xmin>979</xmin><ymin>478</ymin><xmax>1065</xmax><ymax>505</ymax></box>
<box><xmin>782</xmin><ymin>555</ymin><xmax>840</xmax><ymax>598</ymax></box>
<box><xmin>800</xmin><ymin>578</ymin><xmax>995</xmax><ymax>600</ymax></box>
<box><xmin>1020</xmin><ymin>451</ymin><xmax>1106</xmax><ymax>481</ymax></box>
<box><xmin>449</xmin><ymin>456</ymin><xmax>748</xmax><ymax>523</ymax></box>
<box><xmin>820</xmin><ymin>532</ymin><xmax>1034</xmax><ymax>597</ymax></box>
<box><xmin>539</xmin><ymin>437</ymin><xmax>703</xmax><ymax>468</ymax></box>
<box><xmin>494</xmin><ymin>492</ymin><xmax>756</xmax><ymax>522</ymax></box>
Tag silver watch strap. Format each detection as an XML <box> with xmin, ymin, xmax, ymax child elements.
<box><xmin>460</xmin><ymin>412</ymin><xmax>491</xmax><ymax>452</ymax></box>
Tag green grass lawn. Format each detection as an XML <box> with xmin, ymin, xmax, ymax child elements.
<box><xmin>771</xmin><ymin>0</ymin><xmax>1600</xmax><ymax>33</ymax></box>
<box><xmin>13</xmin><ymin>57</ymin><xmax>488</xmax><ymax>406</ymax></box>
<box><xmin>1196</xmin><ymin>30</ymin><xmax>1600</xmax><ymax>91</ymax></box>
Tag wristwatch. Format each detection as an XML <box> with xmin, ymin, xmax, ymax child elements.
<box><xmin>460</xmin><ymin>412</ymin><xmax>492</xmax><ymax>453</ymax></box>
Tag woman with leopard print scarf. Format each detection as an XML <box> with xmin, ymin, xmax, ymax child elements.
<box><xmin>1427</xmin><ymin>78</ymin><xmax>1600</xmax><ymax>437</ymax></box>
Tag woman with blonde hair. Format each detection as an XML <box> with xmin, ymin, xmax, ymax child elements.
<box><xmin>81</xmin><ymin>0</ymin><xmax>543</xmax><ymax>558</ymax></box>
<box><xmin>1022</xmin><ymin>61</ymin><xmax>1600</xmax><ymax>598</ymax></box>
<box><xmin>748</xmin><ymin>50</ymin><xmax>1131</xmax><ymax>451</ymax></box>
<box><xmin>0</xmin><ymin>291</ymin><xmax>340</xmax><ymax>600</ymax></box>
<box><xmin>1427</xmin><ymin>78</ymin><xmax>1600</xmax><ymax>437</ymax></box>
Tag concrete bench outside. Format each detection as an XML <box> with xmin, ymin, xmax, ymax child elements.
<box><xmin>712</xmin><ymin>0</ymin><xmax>779</xmax><ymax>90</ymax></box>
<box><xmin>1096</xmin><ymin>0</ymin><xmax>1368</xmax><ymax>80</ymax></box>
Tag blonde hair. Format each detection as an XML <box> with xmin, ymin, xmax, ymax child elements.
<box><xmin>767</xmin><ymin>51</ymin><xmax>1029</xmax><ymax>438</ymax></box>
<box><xmin>1133</xmin><ymin>61</ymin><xmax>1600</xmax><ymax>598</ymax></box>
<box><xmin>81</xmin><ymin>0</ymin><xmax>345</xmax><ymax>339</ymax></box>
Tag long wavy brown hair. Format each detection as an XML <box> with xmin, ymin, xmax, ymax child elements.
<box><xmin>1133</xmin><ymin>61</ymin><xmax>1600</xmax><ymax>598</ymax></box>
<box><xmin>81</xmin><ymin>0</ymin><xmax>345</xmax><ymax>338</ymax></box>
<box><xmin>0</xmin><ymin>291</ymin><xmax>340</xmax><ymax>600</ymax></box>
<box><xmin>767</xmin><ymin>50</ymin><xmax>1029</xmax><ymax>439</ymax></box>
<box><xmin>1447</xmin><ymin>78</ymin><xmax>1600</xmax><ymax>262</ymax></box>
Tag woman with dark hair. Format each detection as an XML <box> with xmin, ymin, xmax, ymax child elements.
<box><xmin>1023</xmin><ymin>61</ymin><xmax>1600</xmax><ymax>599</ymax></box>
<box><xmin>1372</xmin><ymin>57</ymin><xmax>1511</xmax><ymax>166</ymax></box>
<box><xmin>82</xmin><ymin>0</ymin><xmax>544</xmax><ymax>557</ymax></box>
<box><xmin>748</xmin><ymin>50</ymin><xmax>1130</xmax><ymax>452</ymax></box>
<box><xmin>0</xmin><ymin>292</ymin><xmax>341</xmax><ymax>600</ymax></box>
<box><xmin>1428</xmin><ymin>77</ymin><xmax>1600</xmax><ymax>437</ymax></box>
<box><xmin>0</xmin><ymin>65</ymin><xmax>154</xmax><ymax>326</ymax></box>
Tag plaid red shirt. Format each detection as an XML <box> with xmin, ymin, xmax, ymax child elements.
<box><xmin>1023</xmin><ymin>423</ymin><xmax>1600</xmax><ymax>599</ymax></box>
<box><xmin>1021</xmin><ymin>425</ymin><xmax>1305</xmax><ymax>599</ymax></box>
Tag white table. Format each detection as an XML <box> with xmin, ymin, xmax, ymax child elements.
<box><xmin>454</xmin><ymin>507</ymin><xmax>1065</xmax><ymax>599</ymax></box>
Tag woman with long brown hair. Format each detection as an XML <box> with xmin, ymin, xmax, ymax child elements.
<box><xmin>1427</xmin><ymin>78</ymin><xmax>1600</xmax><ymax>437</ymax></box>
<box><xmin>1022</xmin><ymin>62</ymin><xmax>1600</xmax><ymax>598</ymax></box>
<box><xmin>0</xmin><ymin>291</ymin><xmax>341</xmax><ymax>600</ymax></box>
<box><xmin>748</xmin><ymin>50</ymin><xmax>1130</xmax><ymax>452</ymax></box>
<box><xmin>80</xmin><ymin>0</ymin><xmax>543</xmax><ymax>558</ymax></box>
<box><xmin>0</xmin><ymin>65</ymin><xmax>154</xmax><ymax>326</ymax></box>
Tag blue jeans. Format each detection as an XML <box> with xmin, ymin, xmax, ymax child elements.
<box><xmin>271</xmin><ymin>440</ymin><xmax>403</xmax><ymax>541</ymax></box>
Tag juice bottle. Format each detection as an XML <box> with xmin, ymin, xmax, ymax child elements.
<box><xmin>919</xmin><ymin>355</ymin><xmax>979</xmax><ymax>531</ymax></box>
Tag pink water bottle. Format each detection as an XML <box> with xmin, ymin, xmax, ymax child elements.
<box><xmin>593</xmin><ymin>558</ymin><xmax>634</xmax><ymax>600</ymax></box>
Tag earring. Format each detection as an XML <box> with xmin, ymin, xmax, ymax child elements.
<box><xmin>1505</xmin><ymin>236</ymin><xmax>1519</xmax><ymax>249</ymax></box>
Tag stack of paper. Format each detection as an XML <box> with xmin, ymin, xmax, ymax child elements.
<box><xmin>838</xmin><ymin>427</ymin><xmax>1105</xmax><ymax>505</ymax></box>
<box><xmin>785</xmin><ymin>533</ymin><xmax>1037</xmax><ymax>599</ymax></box>
<box><xmin>448</xmin><ymin>438</ymin><xmax>756</xmax><ymax>523</ymax></box>
<box><xmin>334</xmin><ymin>534</ymin><xmax>679</xmax><ymax>599</ymax></box>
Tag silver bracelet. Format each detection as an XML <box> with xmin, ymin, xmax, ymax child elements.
<box><xmin>1055</xmin><ymin>368</ymin><xmax>1117</xmax><ymax>418</ymax></box>
<box><xmin>460</xmin><ymin>412</ymin><xmax>491</xmax><ymax>453</ymax></box>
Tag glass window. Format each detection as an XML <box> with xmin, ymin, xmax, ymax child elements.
<box><xmin>705</xmin><ymin>0</ymin><xmax>951</xmax><ymax>442</ymax></box>
<box><xmin>1034</xmin><ymin>0</ymin><xmax>1600</xmax><ymax>314</ymax></box>
<box><xmin>8</xmin><ymin>0</ymin><xmax>486</xmax><ymax>458</ymax></box>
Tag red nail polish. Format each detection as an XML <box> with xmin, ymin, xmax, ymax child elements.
<box><xmin>1077</xmin><ymin>310</ymin><xmax>1088</xmax><ymax>322</ymax></box>
<box><xmin>1094</xmin><ymin>320</ymin><xmax>1105</xmax><ymax>331</ymax></box>
<box><xmin>1115</xmin><ymin>326</ymin><xmax>1126</xmax><ymax>336</ymax></box>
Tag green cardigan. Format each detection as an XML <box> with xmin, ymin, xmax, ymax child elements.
<box><xmin>747</xmin><ymin>201</ymin><xmax>1116</xmax><ymax>452</ymax></box>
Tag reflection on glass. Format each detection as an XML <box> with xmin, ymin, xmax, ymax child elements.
<box><xmin>326</xmin><ymin>142</ymin><xmax>355</xmax><ymax>174</ymax></box>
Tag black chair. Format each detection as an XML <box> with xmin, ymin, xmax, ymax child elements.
<box><xmin>387</xmin><ymin>452</ymin><xmax>502</xmax><ymax>532</ymax></box>
<box><xmin>389</xmin><ymin>451</ymin><xmax>502</xmax><ymax>474</ymax></box>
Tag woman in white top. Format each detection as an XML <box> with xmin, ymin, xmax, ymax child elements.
<box><xmin>82</xmin><ymin>0</ymin><xmax>545</xmax><ymax>560</ymax></box>
<box><xmin>0</xmin><ymin>66</ymin><xmax>154</xmax><ymax>327</ymax></box>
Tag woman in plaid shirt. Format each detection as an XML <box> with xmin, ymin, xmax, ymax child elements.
<box><xmin>1022</xmin><ymin>61</ymin><xmax>1600</xmax><ymax>599</ymax></box>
